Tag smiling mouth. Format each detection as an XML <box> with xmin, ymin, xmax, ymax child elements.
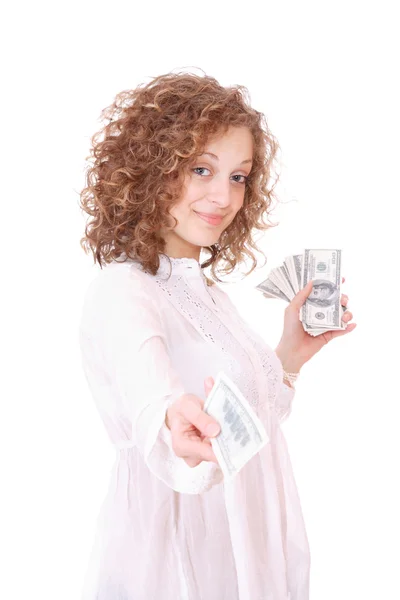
<box><xmin>194</xmin><ymin>212</ymin><xmax>224</xmax><ymax>226</ymax></box>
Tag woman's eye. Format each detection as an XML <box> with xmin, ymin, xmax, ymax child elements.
<box><xmin>231</xmin><ymin>174</ymin><xmax>248</xmax><ymax>184</ymax></box>
<box><xmin>192</xmin><ymin>167</ymin><xmax>211</xmax><ymax>176</ymax></box>
<box><xmin>192</xmin><ymin>168</ymin><xmax>248</xmax><ymax>184</ymax></box>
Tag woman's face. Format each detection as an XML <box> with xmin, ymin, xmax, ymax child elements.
<box><xmin>162</xmin><ymin>126</ymin><xmax>254</xmax><ymax>260</ymax></box>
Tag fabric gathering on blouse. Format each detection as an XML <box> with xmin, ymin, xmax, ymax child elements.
<box><xmin>78</xmin><ymin>254</ymin><xmax>311</xmax><ymax>600</ymax></box>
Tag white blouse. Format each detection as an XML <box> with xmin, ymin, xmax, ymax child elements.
<box><xmin>78</xmin><ymin>254</ymin><xmax>310</xmax><ymax>600</ymax></box>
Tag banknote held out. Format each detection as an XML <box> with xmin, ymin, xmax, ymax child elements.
<box><xmin>204</xmin><ymin>372</ymin><xmax>268</xmax><ymax>480</ymax></box>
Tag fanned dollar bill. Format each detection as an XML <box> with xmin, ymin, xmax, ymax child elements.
<box><xmin>256</xmin><ymin>249</ymin><xmax>347</xmax><ymax>336</ymax></box>
<box><xmin>203</xmin><ymin>371</ymin><xmax>268</xmax><ymax>480</ymax></box>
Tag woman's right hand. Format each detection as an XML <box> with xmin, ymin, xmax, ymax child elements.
<box><xmin>165</xmin><ymin>377</ymin><xmax>220</xmax><ymax>468</ymax></box>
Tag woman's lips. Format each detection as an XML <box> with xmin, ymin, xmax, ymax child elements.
<box><xmin>194</xmin><ymin>212</ymin><xmax>224</xmax><ymax>226</ymax></box>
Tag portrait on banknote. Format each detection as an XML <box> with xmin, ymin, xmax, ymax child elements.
<box><xmin>306</xmin><ymin>279</ymin><xmax>340</xmax><ymax>308</ymax></box>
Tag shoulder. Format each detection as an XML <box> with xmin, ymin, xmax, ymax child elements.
<box><xmin>85</xmin><ymin>260</ymin><xmax>155</xmax><ymax>303</ymax></box>
<box><xmin>79</xmin><ymin>262</ymin><xmax>166</xmax><ymax>354</ymax></box>
<box><xmin>80</xmin><ymin>261</ymin><xmax>161</xmax><ymax>328</ymax></box>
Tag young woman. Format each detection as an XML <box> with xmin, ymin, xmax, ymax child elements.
<box><xmin>78</xmin><ymin>71</ymin><xmax>355</xmax><ymax>600</ymax></box>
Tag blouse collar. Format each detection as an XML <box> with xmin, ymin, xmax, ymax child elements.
<box><xmin>157</xmin><ymin>253</ymin><xmax>206</xmax><ymax>280</ymax></box>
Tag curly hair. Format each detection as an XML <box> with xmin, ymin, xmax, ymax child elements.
<box><xmin>78</xmin><ymin>68</ymin><xmax>281</xmax><ymax>284</ymax></box>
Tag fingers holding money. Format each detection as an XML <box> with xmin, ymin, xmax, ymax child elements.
<box><xmin>256</xmin><ymin>252</ymin><xmax>356</xmax><ymax>339</ymax></box>
<box><xmin>170</xmin><ymin>393</ymin><xmax>221</xmax><ymax>438</ymax></box>
<box><xmin>168</xmin><ymin>392</ymin><xmax>221</xmax><ymax>468</ymax></box>
<box><xmin>175</xmin><ymin>436</ymin><xmax>218</xmax><ymax>468</ymax></box>
<box><xmin>322</xmin><ymin>321</ymin><xmax>357</xmax><ymax>344</ymax></box>
<box><xmin>342</xmin><ymin>310</ymin><xmax>353</xmax><ymax>323</ymax></box>
<box><xmin>204</xmin><ymin>376</ymin><xmax>215</xmax><ymax>397</ymax></box>
<box><xmin>340</xmin><ymin>293</ymin><xmax>351</xmax><ymax>321</ymax></box>
<box><xmin>340</xmin><ymin>293</ymin><xmax>355</xmax><ymax>323</ymax></box>
<box><xmin>288</xmin><ymin>280</ymin><xmax>313</xmax><ymax>313</ymax></box>
<box><xmin>324</xmin><ymin>288</ymin><xmax>356</xmax><ymax>340</ymax></box>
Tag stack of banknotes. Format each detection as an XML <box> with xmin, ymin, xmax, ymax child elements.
<box><xmin>255</xmin><ymin>248</ymin><xmax>347</xmax><ymax>336</ymax></box>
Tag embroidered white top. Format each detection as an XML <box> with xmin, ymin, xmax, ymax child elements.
<box><xmin>78</xmin><ymin>254</ymin><xmax>310</xmax><ymax>600</ymax></box>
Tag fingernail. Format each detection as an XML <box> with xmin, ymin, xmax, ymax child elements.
<box><xmin>206</xmin><ymin>423</ymin><xmax>220</xmax><ymax>437</ymax></box>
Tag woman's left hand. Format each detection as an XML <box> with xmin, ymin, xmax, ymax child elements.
<box><xmin>275</xmin><ymin>277</ymin><xmax>357</xmax><ymax>373</ymax></box>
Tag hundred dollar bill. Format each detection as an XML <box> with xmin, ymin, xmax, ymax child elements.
<box><xmin>256</xmin><ymin>277</ymin><xmax>291</xmax><ymax>302</ymax></box>
<box><xmin>278</xmin><ymin>264</ymin><xmax>296</xmax><ymax>298</ymax></box>
<box><xmin>301</xmin><ymin>249</ymin><xmax>345</xmax><ymax>332</ymax></box>
<box><xmin>269</xmin><ymin>267</ymin><xmax>295</xmax><ymax>300</ymax></box>
<box><xmin>203</xmin><ymin>371</ymin><xmax>268</xmax><ymax>480</ymax></box>
<box><xmin>291</xmin><ymin>254</ymin><xmax>303</xmax><ymax>293</ymax></box>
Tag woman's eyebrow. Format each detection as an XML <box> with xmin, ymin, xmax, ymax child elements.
<box><xmin>201</xmin><ymin>152</ymin><xmax>252</xmax><ymax>165</ymax></box>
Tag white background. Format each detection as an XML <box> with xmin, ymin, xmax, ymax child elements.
<box><xmin>2</xmin><ymin>1</ymin><xmax>399</xmax><ymax>599</ymax></box>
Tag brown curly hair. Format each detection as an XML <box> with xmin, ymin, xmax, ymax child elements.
<box><xmin>79</xmin><ymin>68</ymin><xmax>281</xmax><ymax>284</ymax></box>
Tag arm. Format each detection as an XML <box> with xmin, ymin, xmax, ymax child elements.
<box><xmin>88</xmin><ymin>267</ymin><xmax>223</xmax><ymax>494</ymax></box>
<box><xmin>273</xmin><ymin>345</ymin><xmax>300</xmax><ymax>422</ymax></box>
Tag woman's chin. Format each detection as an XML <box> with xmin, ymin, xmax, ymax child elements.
<box><xmin>192</xmin><ymin>235</ymin><xmax>220</xmax><ymax>248</ymax></box>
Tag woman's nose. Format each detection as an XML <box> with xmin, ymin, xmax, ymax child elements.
<box><xmin>207</xmin><ymin>179</ymin><xmax>232</xmax><ymax>207</ymax></box>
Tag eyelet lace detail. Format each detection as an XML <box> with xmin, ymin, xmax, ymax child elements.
<box><xmin>229</xmin><ymin>313</ymin><xmax>292</xmax><ymax>421</ymax></box>
<box><xmin>153</xmin><ymin>270</ymin><xmax>285</xmax><ymax>422</ymax></box>
<box><xmin>211</xmin><ymin>286</ymin><xmax>291</xmax><ymax>420</ymax></box>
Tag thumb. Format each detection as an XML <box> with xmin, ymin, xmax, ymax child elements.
<box><xmin>290</xmin><ymin>280</ymin><xmax>313</xmax><ymax>311</ymax></box>
<box><xmin>204</xmin><ymin>376</ymin><xmax>215</xmax><ymax>397</ymax></box>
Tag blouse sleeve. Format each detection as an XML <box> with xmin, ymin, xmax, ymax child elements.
<box><xmin>275</xmin><ymin>382</ymin><xmax>295</xmax><ymax>423</ymax></box>
<box><xmin>84</xmin><ymin>266</ymin><xmax>223</xmax><ymax>494</ymax></box>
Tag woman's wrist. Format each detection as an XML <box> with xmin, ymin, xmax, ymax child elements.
<box><xmin>275</xmin><ymin>344</ymin><xmax>303</xmax><ymax>374</ymax></box>
<box><xmin>282</xmin><ymin>370</ymin><xmax>300</xmax><ymax>388</ymax></box>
